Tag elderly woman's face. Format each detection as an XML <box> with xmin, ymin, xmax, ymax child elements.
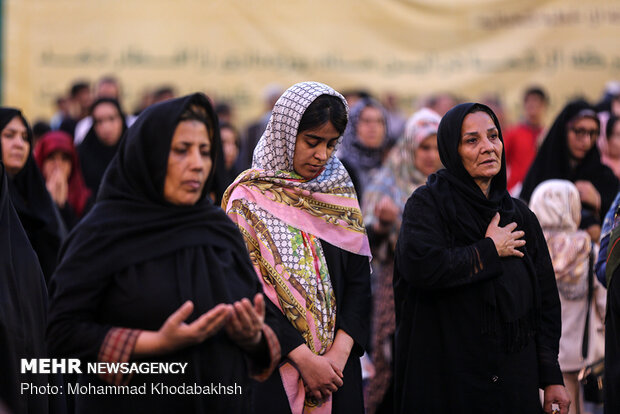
<box><xmin>293</xmin><ymin>121</ymin><xmax>339</xmax><ymax>180</ymax></box>
<box><xmin>1</xmin><ymin>116</ymin><xmax>29</xmax><ymax>176</ymax></box>
<box><xmin>566</xmin><ymin>117</ymin><xmax>599</xmax><ymax>161</ymax></box>
<box><xmin>458</xmin><ymin>111</ymin><xmax>502</xmax><ymax>188</ymax></box>
<box><xmin>93</xmin><ymin>102</ymin><xmax>123</xmax><ymax>147</ymax></box>
<box><xmin>164</xmin><ymin>120</ymin><xmax>212</xmax><ymax>205</ymax></box>
<box><xmin>357</xmin><ymin>106</ymin><xmax>385</xmax><ymax>149</ymax></box>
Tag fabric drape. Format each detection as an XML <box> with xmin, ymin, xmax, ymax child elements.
<box><xmin>0</xmin><ymin>161</ymin><xmax>65</xmax><ymax>414</ymax></box>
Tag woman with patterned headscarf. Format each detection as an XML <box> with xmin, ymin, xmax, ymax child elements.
<box><xmin>362</xmin><ymin>108</ymin><xmax>442</xmax><ymax>414</ymax></box>
<box><xmin>223</xmin><ymin>81</ymin><xmax>371</xmax><ymax>414</ymax></box>
<box><xmin>530</xmin><ymin>179</ymin><xmax>606</xmax><ymax>414</ymax></box>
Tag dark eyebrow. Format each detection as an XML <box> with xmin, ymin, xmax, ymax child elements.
<box><xmin>463</xmin><ymin>126</ymin><xmax>498</xmax><ymax>137</ymax></box>
<box><xmin>304</xmin><ymin>133</ymin><xmax>340</xmax><ymax>141</ymax></box>
<box><xmin>3</xmin><ymin>127</ymin><xmax>23</xmax><ymax>133</ymax></box>
<box><xmin>175</xmin><ymin>140</ymin><xmax>210</xmax><ymax>148</ymax></box>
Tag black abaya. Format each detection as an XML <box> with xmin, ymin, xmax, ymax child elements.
<box><xmin>393</xmin><ymin>103</ymin><xmax>563</xmax><ymax>414</ymax></box>
<box><xmin>0</xmin><ymin>162</ymin><xmax>65</xmax><ymax>414</ymax></box>
<box><xmin>47</xmin><ymin>94</ymin><xmax>279</xmax><ymax>413</ymax></box>
<box><xmin>606</xmin><ymin>265</ymin><xmax>620</xmax><ymax>414</ymax></box>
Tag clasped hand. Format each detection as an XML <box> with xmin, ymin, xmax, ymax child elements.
<box><xmin>298</xmin><ymin>352</ymin><xmax>344</xmax><ymax>402</ymax></box>
<box><xmin>290</xmin><ymin>333</ymin><xmax>352</xmax><ymax>403</ymax></box>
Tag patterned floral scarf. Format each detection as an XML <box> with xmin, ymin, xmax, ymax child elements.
<box><xmin>222</xmin><ymin>81</ymin><xmax>371</xmax><ymax>414</ymax></box>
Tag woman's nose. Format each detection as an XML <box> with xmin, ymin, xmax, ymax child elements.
<box><xmin>315</xmin><ymin>146</ymin><xmax>328</xmax><ymax>161</ymax></box>
<box><xmin>189</xmin><ymin>148</ymin><xmax>205</xmax><ymax>170</ymax></box>
<box><xmin>13</xmin><ymin>139</ymin><xmax>26</xmax><ymax>149</ymax></box>
<box><xmin>480</xmin><ymin>136</ymin><xmax>494</xmax><ymax>152</ymax></box>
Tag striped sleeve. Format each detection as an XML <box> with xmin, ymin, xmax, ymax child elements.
<box><xmin>96</xmin><ymin>327</ymin><xmax>141</xmax><ymax>385</ymax></box>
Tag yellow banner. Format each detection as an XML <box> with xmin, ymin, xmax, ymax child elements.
<box><xmin>3</xmin><ymin>0</ymin><xmax>620</xmax><ymax>126</ymax></box>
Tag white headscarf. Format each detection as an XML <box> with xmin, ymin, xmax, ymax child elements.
<box><xmin>530</xmin><ymin>179</ymin><xmax>591</xmax><ymax>299</ymax></box>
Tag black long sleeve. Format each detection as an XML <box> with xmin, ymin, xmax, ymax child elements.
<box><xmin>396</xmin><ymin>190</ymin><xmax>503</xmax><ymax>290</ymax></box>
<box><xmin>321</xmin><ymin>240</ymin><xmax>371</xmax><ymax>357</ymax></box>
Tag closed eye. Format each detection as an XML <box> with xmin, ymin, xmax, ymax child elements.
<box><xmin>305</xmin><ymin>139</ymin><xmax>320</xmax><ymax>148</ymax></box>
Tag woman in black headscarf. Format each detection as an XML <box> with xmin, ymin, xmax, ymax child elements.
<box><xmin>47</xmin><ymin>93</ymin><xmax>280</xmax><ymax>414</ymax></box>
<box><xmin>0</xmin><ymin>107</ymin><xmax>65</xmax><ymax>282</ymax></box>
<box><xmin>77</xmin><ymin>97</ymin><xmax>127</xmax><ymax>196</ymax></box>
<box><xmin>0</xmin><ymin>161</ymin><xmax>65</xmax><ymax>414</ymax></box>
<box><xmin>337</xmin><ymin>97</ymin><xmax>392</xmax><ymax>200</ymax></box>
<box><xmin>393</xmin><ymin>103</ymin><xmax>570</xmax><ymax>414</ymax></box>
<box><xmin>520</xmin><ymin>99</ymin><xmax>619</xmax><ymax>240</ymax></box>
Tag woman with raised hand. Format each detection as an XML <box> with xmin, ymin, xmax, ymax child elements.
<box><xmin>47</xmin><ymin>93</ymin><xmax>280</xmax><ymax>413</ymax></box>
<box><xmin>34</xmin><ymin>130</ymin><xmax>93</xmax><ymax>229</ymax></box>
<box><xmin>223</xmin><ymin>81</ymin><xmax>371</xmax><ymax>414</ymax></box>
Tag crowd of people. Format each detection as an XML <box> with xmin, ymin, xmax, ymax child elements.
<box><xmin>2</xmin><ymin>75</ymin><xmax>620</xmax><ymax>414</ymax></box>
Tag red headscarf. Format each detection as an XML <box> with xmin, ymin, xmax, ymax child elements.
<box><xmin>34</xmin><ymin>131</ymin><xmax>92</xmax><ymax>217</ymax></box>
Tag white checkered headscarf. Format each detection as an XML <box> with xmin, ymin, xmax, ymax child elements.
<box><xmin>251</xmin><ymin>81</ymin><xmax>354</xmax><ymax>193</ymax></box>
